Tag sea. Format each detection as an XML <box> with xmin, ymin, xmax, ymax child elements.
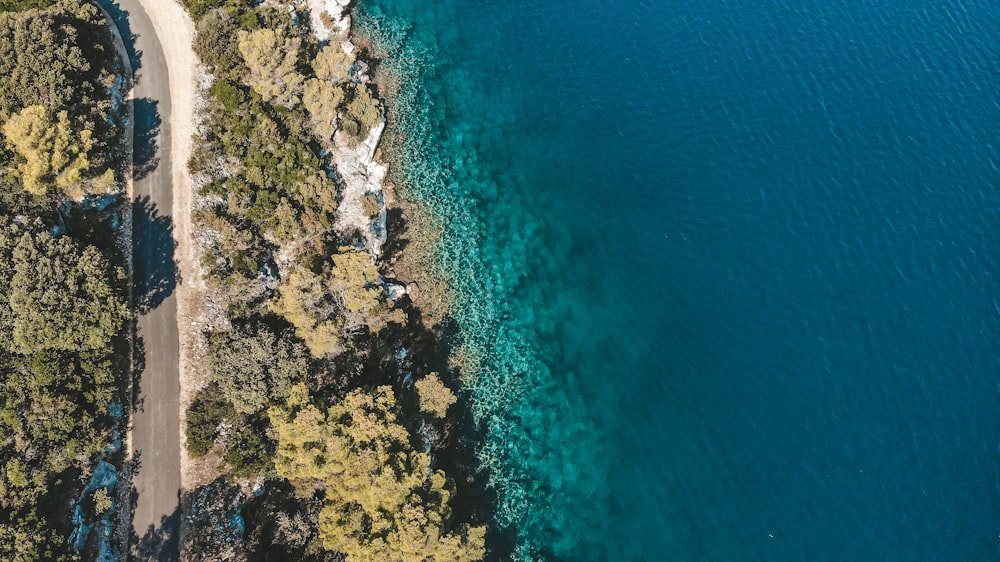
<box><xmin>354</xmin><ymin>0</ymin><xmax>1000</xmax><ymax>559</ymax></box>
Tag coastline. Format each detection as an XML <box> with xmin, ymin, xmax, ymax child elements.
<box><xmin>348</xmin><ymin>4</ymin><xmax>611</xmax><ymax>558</ymax></box>
<box><xmin>134</xmin><ymin>0</ymin><xmax>505</xmax><ymax>555</ymax></box>
<box><xmin>351</xmin><ymin>9</ymin><xmax>504</xmax><ymax>551</ymax></box>
<box><xmin>178</xmin><ymin>0</ymin><xmax>494</xmax><ymax>554</ymax></box>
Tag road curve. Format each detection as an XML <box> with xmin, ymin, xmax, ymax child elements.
<box><xmin>101</xmin><ymin>0</ymin><xmax>196</xmax><ymax>559</ymax></box>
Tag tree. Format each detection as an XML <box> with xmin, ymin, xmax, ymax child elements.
<box><xmin>237</xmin><ymin>28</ymin><xmax>304</xmax><ymax>107</ymax></box>
<box><xmin>340</xmin><ymin>83</ymin><xmax>382</xmax><ymax>142</ymax></box>
<box><xmin>92</xmin><ymin>488</ymin><xmax>112</xmax><ymax>515</ymax></box>
<box><xmin>0</xmin><ymin>1</ymin><xmax>117</xmax><ymax>188</ymax></box>
<box><xmin>271</xmin><ymin>248</ymin><xmax>405</xmax><ymax>357</ymax></box>
<box><xmin>195</xmin><ymin>205</ymin><xmax>271</xmax><ymax>290</ymax></box>
<box><xmin>0</xmin><ymin>4</ymin><xmax>123</xmax><ymax>557</ymax></box>
<box><xmin>270</xmin><ymin>268</ymin><xmax>344</xmax><ymax>358</ymax></box>
<box><xmin>302</xmin><ymin>78</ymin><xmax>343</xmax><ymax>141</ymax></box>
<box><xmin>0</xmin><ymin>3</ymin><xmax>112</xmax><ymax>118</ymax></box>
<box><xmin>0</xmin><ymin>227</ymin><xmax>127</xmax><ymax>353</ymax></box>
<box><xmin>312</xmin><ymin>44</ymin><xmax>353</xmax><ymax>83</ymax></box>
<box><xmin>208</xmin><ymin>321</ymin><xmax>310</xmax><ymax>414</ymax></box>
<box><xmin>193</xmin><ymin>9</ymin><xmax>245</xmax><ymax>82</ymax></box>
<box><xmin>269</xmin><ymin>385</ymin><xmax>485</xmax><ymax>561</ymax></box>
<box><xmin>179</xmin><ymin>0</ymin><xmax>249</xmax><ymax>20</ymax></box>
<box><xmin>415</xmin><ymin>373</ymin><xmax>457</xmax><ymax>419</ymax></box>
<box><xmin>2</xmin><ymin>104</ymin><xmax>113</xmax><ymax>199</ymax></box>
<box><xmin>185</xmin><ymin>382</ymin><xmax>237</xmax><ymax>457</ymax></box>
<box><xmin>330</xmin><ymin>246</ymin><xmax>405</xmax><ymax>333</ymax></box>
<box><xmin>0</xmin><ymin>517</ymin><xmax>74</xmax><ymax>561</ymax></box>
<box><xmin>222</xmin><ymin>413</ymin><xmax>275</xmax><ymax>478</ymax></box>
<box><xmin>0</xmin><ymin>0</ymin><xmax>57</xmax><ymax>11</ymax></box>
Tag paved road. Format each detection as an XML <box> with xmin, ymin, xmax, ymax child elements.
<box><xmin>103</xmin><ymin>0</ymin><xmax>182</xmax><ymax>558</ymax></box>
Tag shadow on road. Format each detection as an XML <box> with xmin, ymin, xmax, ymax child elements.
<box><xmin>131</xmin><ymin>333</ymin><xmax>146</xmax><ymax>413</ymax></box>
<box><xmin>133</xmin><ymin>195</ymin><xmax>178</xmax><ymax>314</ymax></box>
<box><xmin>134</xmin><ymin>504</ymin><xmax>180</xmax><ymax>562</ymax></box>
<box><xmin>133</xmin><ymin>97</ymin><xmax>161</xmax><ymax>180</ymax></box>
<box><xmin>97</xmin><ymin>0</ymin><xmax>142</xmax><ymax>74</ymax></box>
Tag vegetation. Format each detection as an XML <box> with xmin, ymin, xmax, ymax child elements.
<box><xmin>342</xmin><ymin>83</ymin><xmax>383</xmax><ymax>142</ymax></box>
<box><xmin>183</xmin><ymin>1</ymin><xmax>482</xmax><ymax>559</ymax></box>
<box><xmin>0</xmin><ymin>1</ymin><xmax>113</xmax><ymax>119</ymax></box>
<box><xmin>237</xmin><ymin>27</ymin><xmax>304</xmax><ymax>108</ymax></box>
<box><xmin>302</xmin><ymin>78</ymin><xmax>343</xmax><ymax>141</ymax></box>
<box><xmin>270</xmin><ymin>385</ymin><xmax>485</xmax><ymax>561</ymax></box>
<box><xmin>415</xmin><ymin>373</ymin><xmax>457</xmax><ymax>419</ymax></box>
<box><xmin>270</xmin><ymin>247</ymin><xmax>405</xmax><ymax>356</ymax></box>
<box><xmin>3</xmin><ymin>105</ymin><xmax>107</xmax><ymax>198</ymax></box>
<box><xmin>0</xmin><ymin>0</ymin><xmax>117</xmax><ymax>203</ymax></box>
<box><xmin>0</xmin><ymin>222</ymin><xmax>128</xmax><ymax>354</ymax></box>
<box><xmin>185</xmin><ymin>382</ymin><xmax>237</xmax><ymax>458</ymax></box>
<box><xmin>0</xmin><ymin>0</ymin><xmax>53</xmax><ymax>11</ymax></box>
<box><xmin>0</xmin><ymin>2</ymin><xmax>126</xmax><ymax>559</ymax></box>
<box><xmin>312</xmin><ymin>44</ymin><xmax>354</xmax><ymax>84</ymax></box>
<box><xmin>271</xmin><ymin>267</ymin><xmax>345</xmax><ymax>357</ymax></box>
<box><xmin>208</xmin><ymin>320</ymin><xmax>310</xmax><ymax>414</ymax></box>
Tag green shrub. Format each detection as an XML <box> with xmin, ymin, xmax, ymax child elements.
<box><xmin>0</xmin><ymin>226</ymin><xmax>128</xmax><ymax>354</ymax></box>
<box><xmin>193</xmin><ymin>10</ymin><xmax>245</xmax><ymax>81</ymax></box>
<box><xmin>223</xmin><ymin>414</ymin><xmax>274</xmax><ymax>479</ymax></box>
<box><xmin>0</xmin><ymin>0</ymin><xmax>54</xmax><ymax>12</ymax></box>
<box><xmin>185</xmin><ymin>382</ymin><xmax>237</xmax><ymax>457</ymax></box>
<box><xmin>342</xmin><ymin>83</ymin><xmax>382</xmax><ymax>141</ymax></box>
<box><xmin>179</xmin><ymin>0</ymin><xmax>223</xmax><ymax>19</ymax></box>
<box><xmin>207</xmin><ymin>320</ymin><xmax>310</xmax><ymax>415</ymax></box>
<box><xmin>210</xmin><ymin>78</ymin><xmax>246</xmax><ymax>111</ymax></box>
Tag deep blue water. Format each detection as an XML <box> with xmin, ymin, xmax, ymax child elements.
<box><xmin>356</xmin><ymin>0</ymin><xmax>1000</xmax><ymax>559</ymax></box>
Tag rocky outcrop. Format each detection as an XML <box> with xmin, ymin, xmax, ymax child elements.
<box><xmin>304</xmin><ymin>0</ymin><xmax>352</xmax><ymax>44</ymax></box>
<box><xmin>383</xmin><ymin>281</ymin><xmax>406</xmax><ymax>300</ymax></box>
<box><xmin>303</xmin><ymin>0</ymin><xmax>388</xmax><ymax>259</ymax></box>
<box><xmin>332</xmin><ymin>122</ymin><xmax>388</xmax><ymax>257</ymax></box>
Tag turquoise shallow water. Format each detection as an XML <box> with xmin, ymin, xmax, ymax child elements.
<box><xmin>357</xmin><ymin>0</ymin><xmax>1000</xmax><ymax>559</ymax></box>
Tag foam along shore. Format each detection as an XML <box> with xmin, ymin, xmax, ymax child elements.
<box><xmin>306</xmin><ymin>0</ymin><xmax>389</xmax><ymax>258</ymax></box>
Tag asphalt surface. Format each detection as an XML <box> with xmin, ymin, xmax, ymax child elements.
<box><xmin>104</xmin><ymin>0</ymin><xmax>183</xmax><ymax>558</ymax></box>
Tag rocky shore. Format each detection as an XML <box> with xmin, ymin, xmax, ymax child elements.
<box><xmin>306</xmin><ymin>0</ymin><xmax>390</xmax><ymax>259</ymax></box>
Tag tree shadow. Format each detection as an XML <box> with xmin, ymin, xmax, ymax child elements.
<box><xmin>181</xmin><ymin>478</ymin><xmax>250</xmax><ymax>561</ymax></box>
<box><xmin>132</xmin><ymin>333</ymin><xmax>146</xmax><ymax>413</ymax></box>
<box><xmin>133</xmin><ymin>195</ymin><xmax>178</xmax><ymax>314</ymax></box>
<box><xmin>381</xmin><ymin>207</ymin><xmax>410</xmax><ymax>266</ymax></box>
<box><xmin>133</xmin><ymin>97</ymin><xmax>161</xmax><ymax>180</ymax></box>
<box><xmin>134</xmin><ymin>503</ymin><xmax>180</xmax><ymax>562</ymax></box>
<box><xmin>97</xmin><ymin>0</ymin><xmax>143</xmax><ymax>75</ymax></box>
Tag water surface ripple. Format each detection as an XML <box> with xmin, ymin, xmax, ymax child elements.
<box><xmin>358</xmin><ymin>0</ymin><xmax>1000</xmax><ymax>559</ymax></box>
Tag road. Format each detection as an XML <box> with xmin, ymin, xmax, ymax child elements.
<box><xmin>103</xmin><ymin>0</ymin><xmax>182</xmax><ymax>558</ymax></box>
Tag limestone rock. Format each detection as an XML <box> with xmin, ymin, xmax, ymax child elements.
<box><xmin>384</xmin><ymin>283</ymin><xmax>406</xmax><ymax>300</ymax></box>
<box><xmin>332</xmin><ymin>121</ymin><xmax>388</xmax><ymax>257</ymax></box>
<box><xmin>405</xmin><ymin>281</ymin><xmax>420</xmax><ymax>302</ymax></box>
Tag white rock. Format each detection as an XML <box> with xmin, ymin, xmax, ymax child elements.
<box><xmin>332</xmin><ymin>121</ymin><xmax>388</xmax><ymax>257</ymax></box>
<box><xmin>405</xmin><ymin>281</ymin><xmax>420</xmax><ymax>302</ymax></box>
<box><xmin>305</xmin><ymin>0</ymin><xmax>353</xmax><ymax>43</ymax></box>
<box><xmin>384</xmin><ymin>283</ymin><xmax>406</xmax><ymax>300</ymax></box>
